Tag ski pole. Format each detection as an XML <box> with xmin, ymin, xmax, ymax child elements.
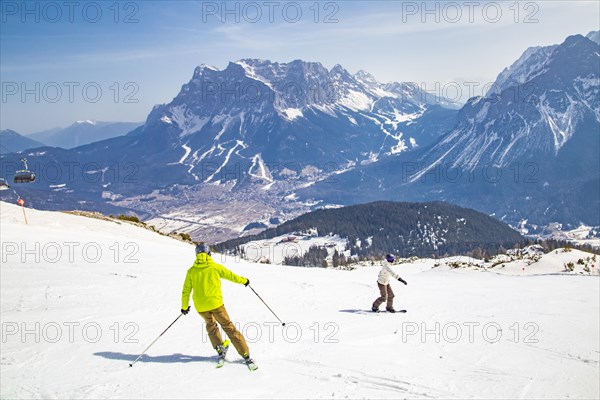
<box><xmin>129</xmin><ymin>313</ymin><xmax>184</xmax><ymax>367</ymax></box>
<box><xmin>248</xmin><ymin>285</ymin><xmax>285</xmax><ymax>326</ymax></box>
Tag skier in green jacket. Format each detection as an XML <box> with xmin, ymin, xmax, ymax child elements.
<box><xmin>181</xmin><ymin>243</ymin><xmax>256</xmax><ymax>369</ymax></box>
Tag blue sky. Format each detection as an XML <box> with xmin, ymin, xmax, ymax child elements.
<box><xmin>1</xmin><ymin>0</ymin><xmax>599</xmax><ymax>133</ymax></box>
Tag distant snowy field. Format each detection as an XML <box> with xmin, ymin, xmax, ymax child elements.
<box><xmin>240</xmin><ymin>233</ymin><xmax>349</xmax><ymax>265</ymax></box>
<box><xmin>1</xmin><ymin>202</ymin><xmax>598</xmax><ymax>399</ymax></box>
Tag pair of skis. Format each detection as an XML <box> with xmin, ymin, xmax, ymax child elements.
<box><xmin>216</xmin><ymin>340</ymin><xmax>258</xmax><ymax>371</ymax></box>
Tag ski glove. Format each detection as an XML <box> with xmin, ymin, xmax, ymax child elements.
<box><xmin>398</xmin><ymin>278</ymin><xmax>407</xmax><ymax>285</ymax></box>
<box><xmin>181</xmin><ymin>306</ymin><xmax>191</xmax><ymax>315</ymax></box>
<box><xmin>244</xmin><ymin>279</ymin><xmax>250</xmax><ymax>287</ymax></box>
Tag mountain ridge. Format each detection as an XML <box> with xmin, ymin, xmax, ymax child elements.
<box><xmin>216</xmin><ymin>200</ymin><xmax>525</xmax><ymax>258</ymax></box>
<box><xmin>27</xmin><ymin>121</ymin><xmax>142</xmax><ymax>149</ymax></box>
<box><xmin>1</xmin><ymin>32</ymin><xmax>597</xmax><ymax>238</ymax></box>
<box><xmin>0</xmin><ymin>129</ymin><xmax>45</xmax><ymax>154</ymax></box>
<box><xmin>300</xmin><ymin>33</ymin><xmax>600</xmax><ymax>230</ymax></box>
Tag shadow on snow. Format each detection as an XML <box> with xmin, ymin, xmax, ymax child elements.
<box><xmin>94</xmin><ymin>351</ymin><xmax>214</xmax><ymax>364</ymax></box>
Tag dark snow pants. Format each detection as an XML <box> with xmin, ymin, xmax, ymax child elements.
<box><xmin>373</xmin><ymin>282</ymin><xmax>395</xmax><ymax>309</ymax></box>
<box><xmin>199</xmin><ymin>305</ymin><xmax>249</xmax><ymax>357</ymax></box>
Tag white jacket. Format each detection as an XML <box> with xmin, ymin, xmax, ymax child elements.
<box><xmin>377</xmin><ymin>263</ymin><xmax>400</xmax><ymax>285</ymax></box>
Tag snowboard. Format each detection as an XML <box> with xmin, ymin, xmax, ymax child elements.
<box><xmin>339</xmin><ymin>309</ymin><xmax>407</xmax><ymax>315</ymax></box>
<box><xmin>372</xmin><ymin>309</ymin><xmax>407</xmax><ymax>314</ymax></box>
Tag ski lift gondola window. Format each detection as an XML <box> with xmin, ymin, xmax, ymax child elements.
<box><xmin>13</xmin><ymin>158</ymin><xmax>35</xmax><ymax>183</ymax></box>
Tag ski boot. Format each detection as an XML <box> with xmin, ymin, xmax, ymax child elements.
<box><xmin>215</xmin><ymin>340</ymin><xmax>230</xmax><ymax>368</ymax></box>
<box><xmin>243</xmin><ymin>352</ymin><xmax>258</xmax><ymax>371</ymax></box>
<box><xmin>371</xmin><ymin>306</ymin><xmax>380</xmax><ymax>313</ymax></box>
<box><xmin>386</xmin><ymin>307</ymin><xmax>397</xmax><ymax>313</ymax></box>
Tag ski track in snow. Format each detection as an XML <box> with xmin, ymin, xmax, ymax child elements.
<box><xmin>1</xmin><ymin>202</ymin><xmax>599</xmax><ymax>399</ymax></box>
<box><xmin>174</xmin><ymin>143</ymin><xmax>199</xmax><ymax>180</ymax></box>
<box><xmin>248</xmin><ymin>153</ymin><xmax>273</xmax><ymax>183</ymax></box>
<box><xmin>178</xmin><ymin>144</ymin><xmax>191</xmax><ymax>164</ymax></box>
<box><xmin>204</xmin><ymin>140</ymin><xmax>246</xmax><ymax>183</ymax></box>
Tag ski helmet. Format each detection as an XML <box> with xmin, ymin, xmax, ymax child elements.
<box><xmin>385</xmin><ymin>254</ymin><xmax>395</xmax><ymax>263</ymax></box>
<box><xmin>195</xmin><ymin>243</ymin><xmax>211</xmax><ymax>255</ymax></box>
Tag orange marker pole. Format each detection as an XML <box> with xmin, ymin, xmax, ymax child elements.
<box><xmin>21</xmin><ymin>205</ymin><xmax>28</xmax><ymax>224</ymax></box>
<box><xmin>17</xmin><ymin>198</ymin><xmax>28</xmax><ymax>224</ymax></box>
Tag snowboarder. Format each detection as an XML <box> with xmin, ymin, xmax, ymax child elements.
<box><xmin>181</xmin><ymin>243</ymin><xmax>256</xmax><ymax>369</ymax></box>
<box><xmin>372</xmin><ymin>254</ymin><xmax>407</xmax><ymax>313</ymax></box>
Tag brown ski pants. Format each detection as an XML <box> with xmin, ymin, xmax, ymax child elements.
<box><xmin>373</xmin><ymin>282</ymin><xmax>395</xmax><ymax>309</ymax></box>
<box><xmin>199</xmin><ymin>305</ymin><xmax>249</xmax><ymax>357</ymax></box>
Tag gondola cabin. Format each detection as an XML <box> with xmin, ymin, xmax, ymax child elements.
<box><xmin>14</xmin><ymin>170</ymin><xmax>36</xmax><ymax>183</ymax></box>
<box><xmin>0</xmin><ymin>178</ymin><xmax>9</xmax><ymax>190</ymax></box>
<box><xmin>13</xmin><ymin>158</ymin><xmax>36</xmax><ymax>183</ymax></box>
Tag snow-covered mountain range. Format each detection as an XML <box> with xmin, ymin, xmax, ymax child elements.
<box><xmin>420</xmin><ymin>32</ymin><xmax>599</xmax><ymax>170</ymax></box>
<box><xmin>140</xmin><ymin>58</ymin><xmax>458</xmax><ymax>185</ymax></box>
<box><xmin>303</xmin><ymin>32</ymin><xmax>600</xmax><ymax>231</ymax></box>
<box><xmin>0</xmin><ymin>59</ymin><xmax>459</xmax><ymax>238</ymax></box>
<box><xmin>0</xmin><ymin>31</ymin><xmax>597</xmax><ymax>239</ymax></box>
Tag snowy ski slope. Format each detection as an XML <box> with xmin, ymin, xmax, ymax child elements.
<box><xmin>1</xmin><ymin>202</ymin><xmax>598</xmax><ymax>399</ymax></box>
